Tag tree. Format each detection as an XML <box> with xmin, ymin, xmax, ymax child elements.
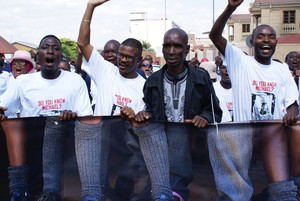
<box><xmin>141</xmin><ymin>40</ymin><xmax>154</xmax><ymax>52</ymax></box>
<box><xmin>60</xmin><ymin>38</ymin><xmax>77</xmax><ymax>61</ymax></box>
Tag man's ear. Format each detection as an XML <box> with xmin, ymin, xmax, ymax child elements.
<box><xmin>186</xmin><ymin>44</ymin><xmax>190</xmax><ymax>55</ymax></box>
<box><xmin>250</xmin><ymin>39</ymin><xmax>253</xmax><ymax>47</ymax></box>
<box><xmin>136</xmin><ymin>56</ymin><xmax>143</xmax><ymax>66</ymax></box>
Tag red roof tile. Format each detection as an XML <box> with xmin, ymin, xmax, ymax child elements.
<box><xmin>0</xmin><ymin>36</ymin><xmax>17</xmax><ymax>54</ymax></box>
<box><xmin>277</xmin><ymin>34</ymin><xmax>300</xmax><ymax>44</ymax></box>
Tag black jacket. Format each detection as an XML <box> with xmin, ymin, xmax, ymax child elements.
<box><xmin>142</xmin><ymin>62</ymin><xmax>222</xmax><ymax>123</ymax></box>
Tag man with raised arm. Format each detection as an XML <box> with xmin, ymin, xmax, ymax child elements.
<box><xmin>209</xmin><ymin>0</ymin><xmax>299</xmax><ymax>200</ymax></box>
<box><xmin>77</xmin><ymin>0</ymin><xmax>147</xmax><ymax>200</ymax></box>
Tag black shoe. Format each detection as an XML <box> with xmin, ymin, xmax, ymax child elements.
<box><xmin>10</xmin><ymin>191</ymin><xmax>30</xmax><ymax>201</ymax></box>
<box><xmin>37</xmin><ymin>192</ymin><xmax>61</xmax><ymax>201</ymax></box>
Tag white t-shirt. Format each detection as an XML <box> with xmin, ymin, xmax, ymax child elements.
<box><xmin>82</xmin><ymin>48</ymin><xmax>145</xmax><ymax>116</ymax></box>
<box><xmin>0</xmin><ymin>71</ymin><xmax>10</xmax><ymax>95</ymax></box>
<box><xmin>0</xmin><ymin>70</ymin><xmax>93</xmax><ymax>117</ymax></box>
<box><xmin>223</xmin><ymin>42</ymin><xmax>299</xmax><ymax>122</ymax></box>
<box><xmin>213</xmin><ymin>81</ymin><xmax>233</xmax><ymax>122</ymax></box>
<box><xmin>1</xmin><ymin>75</ymin><xmax>21</xmax><ymax>118</ymax></box>
<box><xmin>90</xmin><ymin>79</ymin><xmax>97</xmax><ymax>107</ymax></box>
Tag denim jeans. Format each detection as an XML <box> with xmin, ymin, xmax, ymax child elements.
<box><xmin>207</xmin><ymin>123</ymin><xmax>253</xmax><ymax>201</ymax></box>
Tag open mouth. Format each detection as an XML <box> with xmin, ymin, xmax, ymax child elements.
<box><xmin>260</xmin><ymin>45</ymin><xmax>271</xmax><ymax>54</ymax></box>
<box><xmin>45</xmin><ymin>57</ymin><xmax>55</xmax><ymax>66</ymax></box>
<box><xmin>118</xmin><ymin>64</ymin><xmax>127</xmax><ymax>71</ymax></box>
<box><xmin>107</xmin><ymin>58</ymin><xmax>115</xmax><ymax>63</ymax></box>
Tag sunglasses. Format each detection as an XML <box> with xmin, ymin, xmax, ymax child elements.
<box><xmin>13</xmin><ymin>61</ymin><xmax>26</xmax><ymax>66</ymax></box>
<box><xmin>141</xmin><ymin>63</ymin><xmax>152</xmax><ymax>67</ymax></box>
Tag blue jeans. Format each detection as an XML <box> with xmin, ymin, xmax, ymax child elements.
<box><xmin>207</xmin><ymin>123</ymin><xmax>253</xmax><ymax>201</ymax></box>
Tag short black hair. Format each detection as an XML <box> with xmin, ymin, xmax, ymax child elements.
<box><xmin>164</xmin><ymin>28</ymin><xmax>189</xmax><ymax>45</ymax></box>
<box><xmin>285</xmin><ymin>51</ymin><xmax>298</xmax><ymax>62</ymax></box>
<box><xmin>121</xmin><ymin>38</ymin><xmax>142</xmax><ymax>57</ymax></box>
<box><xmin>38</xmin><ymin>34</ymin><xmax>62</xmax><ymax>48</ymax></box>
<box><xmin>251</xmin><ymin>24</ymin><xmax>276</xmax><ymax>41</ymax></box>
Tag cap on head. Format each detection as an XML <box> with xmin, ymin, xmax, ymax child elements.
<box><xmin>9</xmin><ymin>50</ymin><xmax>35</xmax><ymax>73</ymax></box>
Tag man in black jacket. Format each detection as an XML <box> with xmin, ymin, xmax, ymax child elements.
<box><xmin>130</xmin><ymin>28</ymin><xmax>222</xmax><ymax>201</ymax></box>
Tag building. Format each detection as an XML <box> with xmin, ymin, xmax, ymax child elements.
<box><xmin>0</xmin><ymin>36</ymin><xmax>17</xmax><ymax>58</ymax></box>
<box><xmin>129</xmin><ymin>12</ymin><xmax>217</xmax><ymax>63</ymax></box>
<box><xmin>227</xmin><ymin>0</ymin><xmax>300</xmax><ymax>61</ymax></box>
<box><xmin>12</xmin><ymin>41</ymin><xmax>38</xmax><ymax>53</ymax></box>
<box><xmin>188</xmin><ymin>32</ymin><xmax>215</xmax><ymax>61</ymax></box>
<box><xmin>227</xmin><ymin>14</ymin><xmax>252</xmax><ymax>54</ymax></box>
<box><xmin>129</xmin><ymin>12</ymin><xmax>179</xmax><ymax>64</ymax></box>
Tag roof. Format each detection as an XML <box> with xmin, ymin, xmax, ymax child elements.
<box><xmin>277</xmin><ymin>34</ymin><xmax>300</xmax><ymax>44</ymax></box>
<box><xmin>12</xmin><ymin>41</ymin><xmax>38</xmax><ymax>49</ymax></box>
<box><xmin>228</xmin><ymin>14</ymin><xmax>251</xmax><ymax>24</ymax></box>
<box><xmin>191</xmin><ymin>45</ymin><xmax>204</xmax><ymax>52</ymax></box>
<box><xmin>0</xmin><ymin>36</ymin><xmax>17</xmax><ymax>54</ymax></box>
<box><xmin>190</xmin><ymin>44</ymin><xmax>213</xmax><ymax>52</ymax></box>
<box><xmin>253</xmin><ymin>0</ymin><xmax>300</xmax><ymax>6</ymax></box>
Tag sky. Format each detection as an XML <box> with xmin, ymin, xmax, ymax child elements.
<box><xmin>1</xmin><ymin>0</ymin><xmax>254</xmax><ymax>49</ymax></box>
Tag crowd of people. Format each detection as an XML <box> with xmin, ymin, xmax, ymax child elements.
<box><xmin>0</xmin><ymin>0</ymin><xmax>300</xmax><ymax>201</ymax></box>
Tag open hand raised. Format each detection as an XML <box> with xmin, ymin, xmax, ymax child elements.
<box><xmin>228</xmin><ymin>0</ymin><xmax>243</xmax><ymax>7</ymax></box>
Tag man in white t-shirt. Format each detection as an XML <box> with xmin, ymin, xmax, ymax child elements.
<box><xmin>77</xmin><ymin>1</ymin><xmax>146</xmax><ymax>200</ymax></box>
<box><xmin>212</xmin><ymin>59</ymin><xmax>233</xmax><ymax>122</ymax></box>
<box><xmin>0</xmin><ymin>35</ymin><xmax>94</xmax><ymax>201</ymax></box>
<box><xmin>209</xmin><ymin>0</ymin><xmax>299</xmax><ymax>200</ymax></box>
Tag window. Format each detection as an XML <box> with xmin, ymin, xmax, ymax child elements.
<box><xmin>283</xmin><ymin>10</ymin><xmax>295</xmax><ymax>24</ymax></box>
<box><xmin>242</xmin><ymin>24</ymin><xmax>250</xmax><ymax>33</ymax></box>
